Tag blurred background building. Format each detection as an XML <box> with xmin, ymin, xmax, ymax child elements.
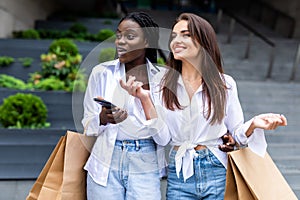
<box><xmin>1</xmin><ymin>0</ymin><xmax>300</xmax><ymax>199</ymax></box>
<box><xmin>1</xmin><ymin>0</ymin><xmax>300</xmax><ymax>38</ymax></box>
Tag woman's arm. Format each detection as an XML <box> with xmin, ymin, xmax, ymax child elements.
<box><xmin>120</xmin><ymin>75</ymin><xmax>171</xmax><ymax>146</ymax></box>
<box><xmin>224</xmin><ymin>75</ymin><xmax>287</xmax><ymax>145</ymax></box>
<box><xmin>120</xmin><ymin>75</ymin><xmax>157</xmax><ymax>120</ymax></box>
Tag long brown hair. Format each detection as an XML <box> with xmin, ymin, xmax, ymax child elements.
<box><xmin>162</xmin><ymin>13</ymin><xmax>227</xmax><ymax>125</ymax></box>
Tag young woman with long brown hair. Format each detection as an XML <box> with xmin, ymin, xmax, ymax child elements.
<box><xmin>120</xmin><ymin>13</ymin><xmax>287</xmax><ymax>199</ymax></box>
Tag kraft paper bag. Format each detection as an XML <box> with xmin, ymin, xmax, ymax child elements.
<box><xmin>26</xmin><ymin>130</ymin><xmax>96</xmax><ymax>200</ymax></box>
<box><xmin>26</xmin><ymin>137</ymin><xmax>64</xmax><ymax>200</ymax></box>
<box><xmin>224</xmin><ymin>147</ymin><xmax>298</xmax><ymax>200</ymax></box>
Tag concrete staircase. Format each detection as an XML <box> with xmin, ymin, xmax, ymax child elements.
<box><xmin>215</xmin><ymin>11</ymin><xmax>300</xmax><ymax>198</ymax></box>
<box><xmin>238</xmin><ymin>81</ymin><xmax>300</xmax><ymax>198</ymax></box>
<box><xmin>0</xmin><ymin>8</ymin><xmax>299</xmax><ymax>199</ymax></box>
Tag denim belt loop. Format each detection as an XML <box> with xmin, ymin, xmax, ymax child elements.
<box><xmin>135</xmin><ymin>140</ymin><xmax>140</xmax><ymax>151</ymax></box>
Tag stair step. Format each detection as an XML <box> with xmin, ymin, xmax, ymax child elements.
<box><xmin>266</xmin><ymin>134</ymin><xmax>300</xmax><ymax>143</ymax></box>
<box><xmin>268</xmin><ymin>143</ymin><xmax>300</xmax><ymax>157</ymax></box>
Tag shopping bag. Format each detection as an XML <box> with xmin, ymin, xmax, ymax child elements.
<box><xmin>26</xmin><ymin>130</ymin><xmax>96</xmax><ymax>200</ymax></box>
<box><xmin>26</xmin><ymin>137</ymin><xmax>64</xmax><ymax>200</ymax></box>
<box><xmin>224</xmin><ymin>147</ymin><xmax>298</xmax><ymax>200</ymax></box>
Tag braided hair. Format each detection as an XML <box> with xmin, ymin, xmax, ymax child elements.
<box><xmin>118</xmin><ymin>12</ymin><xmax>159</xmax><ymax>64</ymax></box>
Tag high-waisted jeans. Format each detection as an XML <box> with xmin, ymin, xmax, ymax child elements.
<box><xmin>167</xmin><ymin>148</ymin><xmax>226</xmax><ymax>200</ymax></box>
<box><xmin>87</xmin><ymin>139</ymin><xmax>161</xmax><ymax>200</ymax></box>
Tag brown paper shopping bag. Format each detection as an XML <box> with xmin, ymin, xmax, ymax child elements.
<box><xmin>224</xmin><ymin>147</ymin><xmax>298</xmax><ymax>200</ymax></box>
<box><xmin>26</xmin><ymin>130</ymin><xmax>96</xmax><ymax>200</ymax></box>
<box><xmin>26</xmin><ymin>137</ymin><xmax>65</xmax><ymax>200</ymax></box>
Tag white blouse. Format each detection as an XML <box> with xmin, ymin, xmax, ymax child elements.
<box><xmin>150</xmin><ymin>70</ymin><xmax>267</xmax><ymax>182</ymax></box>
<box><xmin>82</xmin><ymin>59</ymin><xmax>168</xmax><ymax>186</ymax></box>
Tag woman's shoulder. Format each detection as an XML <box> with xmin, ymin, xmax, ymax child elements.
<box><xmin>223</xmin><ymin>74</ymin><xmax>237</xmax><ymax>88</ymax></box>
<box><xmin>91</xmin><ymin>59</ymin><xmax>119</xmax><ymax>74</ymax></box>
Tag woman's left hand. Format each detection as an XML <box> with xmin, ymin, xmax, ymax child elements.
<box><xmin>253</xmin><ymin>113</ymin><xmax>287</xmax><ymax>130</ymax></box>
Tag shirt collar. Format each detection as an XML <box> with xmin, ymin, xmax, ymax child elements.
<box><xmin>146</xmin><ymin>58</ymin><xmax>160</xmax><ymax>76</ymax></box>
<box><xmin>115</xmin><ymin>58</ymin><xmax>161</xmax><ymax>79</ymax></box>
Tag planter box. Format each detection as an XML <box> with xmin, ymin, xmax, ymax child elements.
<box><xmin>35</xmin><ymin>18</ymin><xmax>120</xmax><ymax>34</ymax></box>
<box><xmin>0</xmin><ymin>60</ymin><xmax>42</xmax><ymax>82</ymax></box>
<box><xmin>0</xmin><ymin>88</ymin><xmax>87</xmax><ymax>179</ymax></box>
<box><xmin>0</xmin><ymin>88</ymin><xmax>84</xmax><ymax>130</ymax></box>
<box><xmin>0</xmin><ymin>38</ymin><xmax>101</xmax><ymax>81</ymax></box>
<box><xmin>0</xmin><ymin>39</ymin><xmax>51</xmax><ymax>58</ymax></box>
<box><xmin>0</xmin><ymin>38</ymin><xmax>99</xmax><ymax>59</ymax></box>
<box><xmin>0</xmin><ymin>128</ymin><xmax>67</xmax><ymax>179</ymax></box>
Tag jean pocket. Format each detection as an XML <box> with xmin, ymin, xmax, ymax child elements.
<box><xmin>140</xmin><ymin>151</ymin><xmax>158</xmax><ymax>164</ymax></box>
<box><xmin>129</xmin><ymin>152</ymin><xmax>159</xmax><ymax>173</ymax></box>
<box><xmin>208</xmin><ymin>152</ymin><xmax>223</xmax><ymax>167</ymax></box>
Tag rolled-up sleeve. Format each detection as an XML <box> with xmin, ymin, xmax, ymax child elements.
<box><xmin>146</xmin><ymin>104</ymin><xmax>171</xmax><ymax>146</ymax></box>
<box><xmin>82</xmin><ymin>66</ymin><xmax>108</xmax><ymax>136</ymax></box>
<box><xmin>142</xmin><ymin>74</ymin><xmax>171</xmax><ymax>146</ymax></box>
<box><xmin>224</xmin><ymin>76</ymin><xmax>267</xmax><ymax>156</ymax></box>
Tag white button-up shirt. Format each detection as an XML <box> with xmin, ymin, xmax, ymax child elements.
<box><xmin>151</xmin><ymin>71</ymin><xmax>267</xmax><ymax>182</ymax></box>
<box><xmin>82</xmin><ymin>59</ymin><xmax>169</xmax><ymax>186</ymax></box>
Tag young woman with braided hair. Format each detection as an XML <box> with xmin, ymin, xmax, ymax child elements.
<box><xmin>82</xmin><ymin>12</ymin><xmax>167</xmax><ymax>200</ymax></box>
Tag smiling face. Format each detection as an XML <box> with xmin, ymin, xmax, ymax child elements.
<box><xmin>170</xmin><ymin>20</ymin><xmax>201</xmax><ymax>63</ymax></box>
<box><xmin>115</xmin><ymin>19</ymin><xmax>148</xmax><ymax>65</ymax></box>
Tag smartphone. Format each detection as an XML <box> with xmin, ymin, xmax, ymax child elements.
<box><xmin>93</xmin><ymin>98</ymin><xmax>117</xmax><ymax>108</ymax></box>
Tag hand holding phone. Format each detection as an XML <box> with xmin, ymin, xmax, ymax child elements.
<box><xmin>93</xmin><ymin>98</ymin><xmax>117</xmax><ymax>108</ymax></box>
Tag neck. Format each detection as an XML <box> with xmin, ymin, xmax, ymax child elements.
<box><xmin>181</xmin><ymin>60</ymin><xmax>202</xmax><ymax>81</ymax></box>
<box><xmin>125</xmin><ymin>59</ymin><xmax>146</xmax><ymax>72</ymax></box>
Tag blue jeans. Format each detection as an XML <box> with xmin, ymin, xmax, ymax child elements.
<box><xmin>167</xmin><ymin>148</ymin><xmax>226</xmax><ymax>200</ymax></box>
<box><xmin>87</xmin><ymin>139</ymin><xmax>161</xmax><ymax>200</ymax></box>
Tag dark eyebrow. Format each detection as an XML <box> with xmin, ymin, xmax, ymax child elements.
<box><xmin>116</xmin><ymin>28</ymin><xmax>139</xmax><ymax>34</ymax></box>
<box><xmin>171</xmin><ymin>29</ymin><xmax>189</xmax><ymax>34</ymax></box>
<box><xmin>180</xmin><ymin>30</ymin><xmax>189</xmax><ymax>34</ymax></box>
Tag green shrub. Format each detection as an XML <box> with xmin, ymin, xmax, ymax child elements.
<box><xmin>12</xmin><ymin>29</ymin><xmax>40</xmax><ymax>39</ymax></box>
<box><xmin>96</xmin><ymin>29</ymin><xmax>115</xmax><ymax>41</ymax></box>
<box><xmin>0</xmin><ymin>74</ymin><xmax>28</xmax><ymax>90</ymax></box>
<box><xmin>21</xmin><ymin>29</ymin><xmax>40</xmax><ymax>39</ymax></box>
<box><xmin>12</xmin><ymin>30</ymin><xmax>23</xmax><ymax>38</ymax></box>
<box><xmin>69</xmin><ymin>23</ymin><xmax>88</xmax><ymax>34</ymax></box>
<box><xmin>99</xmin><ymin>47</ymin><xmax>116</xmax><ymax>63</ymax></box>
<box><xmin>48</xmin><ymin>39</ymin><xmax>79</xmax><ymax>57</ymax></box>
<box><xmin>29</xmin><ymin>51</ymin><xmax>85</xmax><ymax>92</ymax></box>
<box><xmin>0</xmin><ymin>93</ymin><xmax>50</xmax><ymax>128</ymax></box>
<box><xmin>37</xmin><ymin>29</ymin><xmax>66</xmax><ymax>39</ymax></box>
<box><xmin>32</xmin><ymin>76</ymin><xmax>66</xmax><ymax>91</ymax></box>
<box><xmin>26</xmin><ymin>39</ymin><xmax>87</xmax><ymax>92</ymax></box>
<box><xmin>0</xmin><ymin>56</ymin><xmax>14</xmax><ymax>66</ymax></box>
<box><xmin>83</xmin><ymin>32</ymin><xmax>97</xmax><ymax>41</ymax></box>
<box><xmin>103</xmin><ymin>20</ymin><xmax>112</xmax><ymax>25</ymax></box>
<box><xmin>18</xmin><ymin>57</ymin><xmax>34</xmax><ymax>67</ymax></box>
<box><xmin>39</xmin><ymin>52</ymin><xmax>82</xmax><ymax>79</ymax></box>
<box><xmin>69</xmin><ymin>71</ymin><xmax>87</xmax><ymax>92</ymax></box>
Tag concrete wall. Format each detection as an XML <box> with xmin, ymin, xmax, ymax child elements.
<box><xmin>0</xmin><ymin>0</ymin><xmax>60</xmax><ymax>38</ymax></box>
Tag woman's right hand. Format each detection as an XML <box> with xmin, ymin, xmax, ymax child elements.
<box><xmin>99</xmin><ymin>107</ymin><xmax>128</xmax><ymax>125</ymax></box>
<box><xmin>119</xmin><ymin>75</ymin><xmax>150</xmax><ymax>100</ymax></box>
<box><xmin>120</xmin><ymin>75</ymin><xmax>157</xmax><ymax>120</ymax></box>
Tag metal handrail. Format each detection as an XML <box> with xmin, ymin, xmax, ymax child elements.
<box><xmin>216</xmin><ymin>8</ymin><xmax>276</xmax><ymax>79</ymax></box>
<box><xmin>290</xmin><ymin>43</ymin><xmax>300</xmax><ymax>81</ymax></box>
